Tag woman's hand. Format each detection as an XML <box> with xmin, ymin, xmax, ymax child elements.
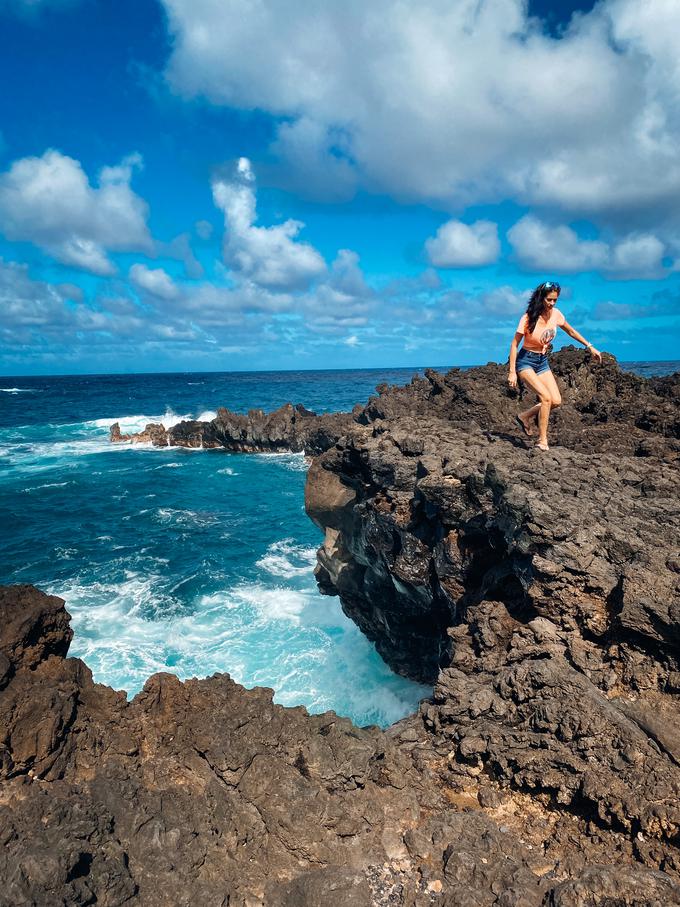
<box><xmin>589</xmin><ymin>346</ymin><xmax>602</xmax><ymax>363</ymax></box>
<box><xmin>508</xmin><ymin>369</ymin><xmax>518</xmax><ymax>389</ymax></box>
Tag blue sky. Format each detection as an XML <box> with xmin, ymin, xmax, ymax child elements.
<box><xmin>1</xmin><ymin>0</ymin><xmax>679</xmax><ymax>375</ymax></box>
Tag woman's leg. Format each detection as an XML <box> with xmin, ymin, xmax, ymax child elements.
<box><xmin>518</xmin><ymin>369</ymin><xmax>554</xmax><ymax>446</ymax></box>
<box><xmin>518</xmin><ymin>402</ymin><xmax>541</xmax><ymax>434</ymax></box>
<box><xmin>536</xmin><ymin>369</ymin><xmax>562</xmax><ymax>408</ymax></box>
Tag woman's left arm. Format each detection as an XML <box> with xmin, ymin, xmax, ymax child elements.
<box><xmin>560</xmin><ymin>320</ymin><xmax>602</xmax><ymax>362</ymax></box>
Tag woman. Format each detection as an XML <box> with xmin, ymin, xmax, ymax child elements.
<box><xmin>508</xmin><ymin>281</ymin><xmax>602</xmax><ymax>450</ymax></box>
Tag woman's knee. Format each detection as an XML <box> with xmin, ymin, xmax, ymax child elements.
<box><xmin>538</xmin><ymin>392</ymin><xmax>552</xmax><ymax>406</ymax></box>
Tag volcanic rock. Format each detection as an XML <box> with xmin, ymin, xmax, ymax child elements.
<box><xmin>7</xmin><ymin>351</ymin><xmax>680</xmax><ymax>904</ymax></box>
<box><xmin>355</xmin><ymin>349</ymin><xmax>679</xmax><ymax>458</ymax></box>
<box><xmin>305</xmin><ymin>350</ymin><xmax>680</xmax><ymax>901</ymax></box>
<box><xmin>110</xmin><ymin>403</ymin><xmax>356</xmax><ymax>455</ymax></box>
<box><xmin>110</xmin><ymin>421</ymin><xmax>168</xmax><ymax>445</ymax></box>
<box><xmin>4</xmin><ymin>583</ymin><xmax>679</xmax><ymax>904</ymax></box>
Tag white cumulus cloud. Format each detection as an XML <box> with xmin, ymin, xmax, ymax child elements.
<box><xmin>508</xmin><ymin>216</ymin><xmax>608</xmax><ymax>273</ymax></box>
<box><xmin>0</xmin><ymin>150</ymin><xmax>152</xmax><ymax>274</ymax></box>
<box><xmin>0</xmin><ymin>258</ymin><xmax>149</xmax><ymax>350</ymax></box>
<box><xmin>507</xmin><ymin>215</ymin><xmax>666</xmax><ymax>277</ymax></box>
<box><xmin>608</xmin><ymin>233</ymin><xmax>666</xmax><ymax>274</ymax></box>
<box><xmin>425</xmin><ymin>219</ymin><xmax>500</xmax><ymax>268</ymax></box>
<box><xmin>160</xmin><ymin>0</ymin><xmax>680</xmax><ymax>226</ymax></box>
<box><xmin>212</xmin><ymin>157</ymin><xmax>326</xmax><ymax>290</ymax></box>
<box><xmin>129</xmin><ymin>264</ymin><xmax>179</xmax><ymax>300</ymax></box>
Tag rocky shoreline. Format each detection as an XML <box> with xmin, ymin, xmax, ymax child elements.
<box><xmin>109</xmin><ymin>401</ymin><xmax>357</xmax><ymax>455</ymax></box>
<box><xmin>2</xmin><ymin>349</ymin><xmax>680</xmax><ymax>905</ymax></box>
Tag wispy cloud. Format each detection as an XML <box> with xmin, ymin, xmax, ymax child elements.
<box><xmin>593</xmin><ymin>300</ymin><xmax>665</xmax><ymax>321</ymax></box>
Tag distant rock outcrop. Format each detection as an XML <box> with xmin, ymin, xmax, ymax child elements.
<box><xmin>110</xmin><ymin>402</ymin><xmax>357</xmax><ymax>455</ymax></box>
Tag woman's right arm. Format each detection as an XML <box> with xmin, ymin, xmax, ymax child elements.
<box><xmin>508</xmin><ymin>333</ymin><xmax>522</xmax><ymax>388</ymax></box>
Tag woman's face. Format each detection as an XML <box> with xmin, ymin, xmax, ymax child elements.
<box><xmin>543</xmin><ymin>291</ymin><xmax>559</xmax><ymax>310</ymax></box>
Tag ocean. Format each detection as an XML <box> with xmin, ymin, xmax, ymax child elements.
<box><xmin>1</xmin><ymin>362</ymin><xmax>677</xmax><ymax>727</ymax></box>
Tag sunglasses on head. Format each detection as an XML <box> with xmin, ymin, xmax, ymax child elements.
<box><xmin>542</xmin><ymin>281</ymin><xmax>561</xmax><ymax>292</ymax></box>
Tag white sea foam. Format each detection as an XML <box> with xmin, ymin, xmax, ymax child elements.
<box><xmin>154</xmin><ymin>507</ymin><xmax>220</xmax><ymax>527</ymax></box>
<box><xmin>256</xmin><ymin>538</ymin><xmax>317</xmax><ymax>579</ymax></box>
<box><xmin>36</xmin><ymin>438</ymin><xmax>116</xmax><ymax>456</ymax></box>
<box><xmin>12</xmin><ymin>438</ymin><xmax>154</xmax><ymax>474</ymax></box>
<box><xmin>217</xmin><ymin>467</ymin><xmax>238</xmax><ymax>475</ymax></box>
<box><xmin>87</xmin><ymin>408</ymin><xmax>216</xmax><ymax>435</ymax></box>
<box><xmin>54</xmin><ymin>573</ymin><xmax>180</xmax><ymax>628</ymax></box>
<box><xmin>51</xmin><ymin>574</ymin><xmax>250</xmax><ymax>692</ymax></box>
<box><xmin>49</xmin><ymin>569</ymin><xmax>430</xmax><ymax>725</ymax></box>
<box><xmin>0</xmin><ymin>387</ymin><xmax>36</xmax><ymax>393</ymax></box>
<box><xmin>21</xmin><ymin>481</ymin><xmax>74</xmax><ymax>493</ymax></box>
<box><xmin>154</xmin><ymin>463</ymin><xmax>183</xmax><ymax>469</ymax></box>
<box><xmin>255</xmin><ymin>451</ymin><xmax>309</xmax><ymax>472</ymax></box>
<box><xmin>231</xmin><ymin>583</ymin><xmax>308</xmax><ymax>622</ymax></box>
<box><xmin>87</xmin><ymin>411</ymin><xmax>192</xmax><ymax>433</ymax></box>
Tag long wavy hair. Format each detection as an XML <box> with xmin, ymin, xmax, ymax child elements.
<box><xmin>525</xmin><ymin>282</ymin><xmax>561</xmax><ymax>334</ymax></box>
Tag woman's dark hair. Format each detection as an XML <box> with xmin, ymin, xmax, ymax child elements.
<box><xmin>525</xmin><ymin>281</ymin><xmax>561</xmax><ymax>334</ymax></box>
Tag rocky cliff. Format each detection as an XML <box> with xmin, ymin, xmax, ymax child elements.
<box><xmin>305</xmin><ymin>349</ymin><xmax>680</xmax><ymax>899</ymax></box>
<box><xmin>3</xmin><ymin>350</ymin><xmax>680</xmax><ymax>905</ymax></box>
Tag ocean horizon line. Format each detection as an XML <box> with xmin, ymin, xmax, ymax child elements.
<box><xmin>2</xmin><ymin>356</ymin><xmax>679</xmax><ymax>382</ymax></box>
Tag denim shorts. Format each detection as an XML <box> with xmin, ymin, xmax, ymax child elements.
<box><xmin>516</xmin><ymin>348</ymin><xmax>550</xmax><ymax>375</ymax></box>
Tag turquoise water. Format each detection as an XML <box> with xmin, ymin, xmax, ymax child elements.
<box><xmin>0</xmin><ymin>368</ymin><xmax>435</xmax><ymax>727</ymax></box>
<box><xmin>1</xmin><ymin>363</ymin><xmax>677</xmax><ymax>726</ymax></box>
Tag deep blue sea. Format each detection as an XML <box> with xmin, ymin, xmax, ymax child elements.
<box><xmin>1</xmin><ymin>362</ymin><xmax>677</xmax><ymax>727</ymax></box>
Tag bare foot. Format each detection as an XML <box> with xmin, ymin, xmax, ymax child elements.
<box><xmin>534</xmin><ymin>441</ymin><xmax>550</xmax><ymax>451</ymax></box>
<box><xmin>516</xmin><ymin>413</ymin><xmax>535</xmax><ymax>438</ymax></box>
